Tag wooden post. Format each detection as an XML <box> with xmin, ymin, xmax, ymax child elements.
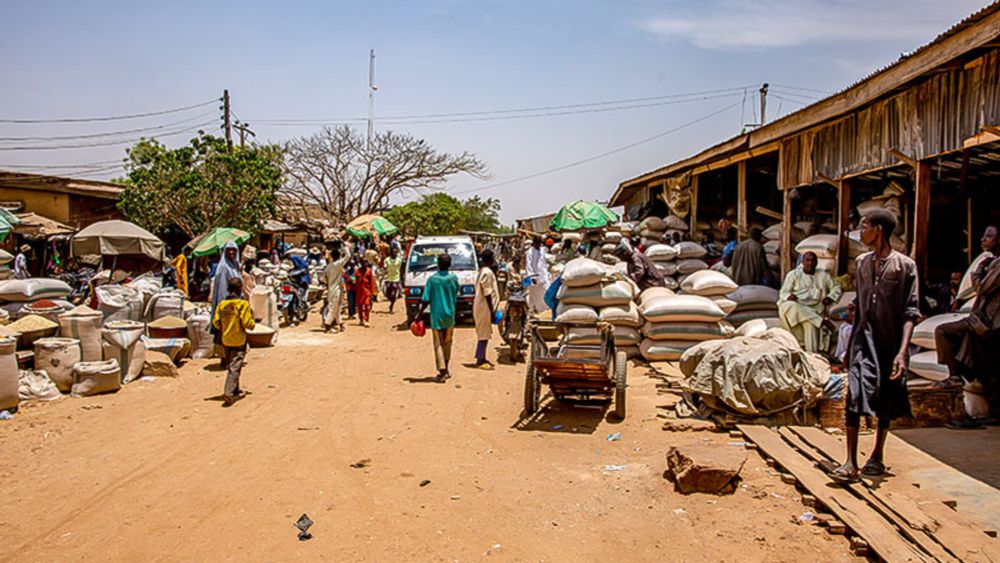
<box><xmin>782</xmin><ymin>187</ymin><xmax>793</xmax><ymax>276</ymax></box>
<box><xmin>836</xmin><ymin>178</ymin><xmax>851</xmax><ymax>276</ymax></box>
<box><xmin>912</xmin><ymin>161</ymin><xmax>932</xmax><ymax>274</ymax></box>
<box><xmin>737</xmin><ymin>160</ymin><xmax>748</xmax><ymax>238</ymax></box>
<box><xmin>960</xmin><ymin>150</ymin><xmax>972</xmax><ymax>265</ymax></box>
<box><xmin>690</xmin><ymin>174</ymin><xmax>699</xmax><ymax>237</ymax></box>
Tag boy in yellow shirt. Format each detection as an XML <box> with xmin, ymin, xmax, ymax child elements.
<box><xmin>212</xmin><ymin>278</ymin><xmax>255</xmax><ymax>406</ymax></box>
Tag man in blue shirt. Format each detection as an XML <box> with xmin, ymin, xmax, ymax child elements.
<box><xmin>417</xmin><ymin>253</ymin><xmax>459</xmax><ymax>381</ymax></box>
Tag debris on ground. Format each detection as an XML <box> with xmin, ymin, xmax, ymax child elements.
<box><xmin>665</xmin><ymin>442</ymin><xmax>747</xmax><ymax>495</ymax></box>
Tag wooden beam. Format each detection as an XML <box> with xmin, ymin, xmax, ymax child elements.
<box><xmin>737</xmin><ymin>160</ymin><xmax>748</xmax><ymax>239</ymax></box>
<box><xmin>782</xmin><ymin>188</ymin><xmax>794</xmax><ymax>276</ymax></box>
<box><xmin>815</xmin><ymin>173</ymin><xmax>839</xmax><ymax>188</ymax></box>
<box><xmin>912</xmin><ymin>161</ymin><xmax>932</xmax><ymax>273</ymax></box>
<box><xmin>983</xmin><ymin>124</ymin><xmax>1000</xmax><ymax>137</ymax></box>
<box><xmin>690</xmin><ymin>174</ymin><xmax>700</xmax><ymax>238</ymax></box>
<box><xmin>889</xmin><ymin>148</ymin><xmax>918</xmax><ymax>170</ymax></box>
<box><xmin>960</xmin><ymin>150</ymin><xmax>972</xmax><ymax>265</ymax></box>
<box><xmin>836</xmin><ymin>179</ymin><xmax>852</xmax><ymax>276</ymax></box>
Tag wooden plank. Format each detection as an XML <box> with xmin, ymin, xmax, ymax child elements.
<box><xmin>739</xmin><ymin>424</ymin><xmax>932</xmax><ymax>562</ymax></box>
<box><xmin>777</xmin><ymin>428</ymin><xmax>957</xmax><ymax>562</ymax></box>
<box><xmin>836</xmin><ymin>179</ymin><xmax>852</xmax><ymax>276</ymax></box>
<box><xmin>789</xmin><ymin>426</ymin><xmax>1000</xmax><ymax>562</ymax></box>
<box><xmin>911</xmin><ymin>161</ymin><xmax>932</xmax><ymax>273</ymax></box>
<box><xmin>781</xmin><ymin>187</ymin><xmax>793</xmax><ymax>276</ymax></box>
<box><xmin>690</xmin><ymin>174</ymin><xmax>699</xmax><ymax>238</ymax></box>
<box><xmin>737</xmin><ymin>160</ymin><xmax>748</xmax><ymax>239</ymax></box>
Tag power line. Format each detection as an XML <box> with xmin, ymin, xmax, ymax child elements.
<box><xmin>251</xmin><ymin>85</ymin><xmax>755</xmax><ymax>125</ymax></box>
<box><xmin>449</xmin><ymin>100</ymin><xmax>743</xmax><ymax>196</ymax></box>
<box><xmin>0</xmin><ymin>98</ymin><xmax>221</xmax><ymax>124</ymax></box>
<box><xmin>0</xmin><ymin>159</ymin><xmax>124</xmax><ymax>170</ymax></box>
<box><xmin>769</xmin><ymin>88</ymin><xmax>820</xmax><ymax>102</ymax></box>
<box><xmin>770</xmin><ymin>94</ymin><xmax>811</xmax><ymax>107</ymax></box>
<box><xmin>0</xmin><ymin>110</ymin><xmax>218</xmax><ymax>142</ymax></box>
<box><xmin>0</xmin><ymin>121</ymin><xmax>218</xmax><ymax>151</ymax></box>
<box><xmin>770</xmin><ymin>83</ymin><xmax>834</xmax><ymax>95</ymax></box>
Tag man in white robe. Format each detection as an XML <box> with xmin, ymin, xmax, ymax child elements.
<box><xmin>778</xmin><ymin>251</ymin><xmax>842</xmax><ymax>353</ymax></box>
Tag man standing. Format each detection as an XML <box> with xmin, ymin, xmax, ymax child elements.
<box><xmin>936</xmin><ymin>225</ymin><xmax>1000</xmax><ymax>428</ymax></box>
<box><xmin>417</xmin><ymin>254</ymin><xmax>459</xmax><ymax>381</ymax></box>
<box><xmin>731</xmin><ymin>228</ymin><xmax>773</xmax><ymax>286</ymax></box>
<box><xmin>525</xmin><ymin>236</ymin><xmax>550</xmax><ymax>315</ymax></box>
<box><xmin>383</xmin><ymin>246</ymin><xmax>403</xmax><ymax>314</ymax></box>
<box><xmin>13</xmin><ymin>244</ymin><xmax>30</xmax><ymax>279</ymax></box>
<box><xmin>322</xmin><ymin>247</ymin><xmax>351</xmax><ymax>332</ymax></box>
<box><xmin>778</xmin><ymin>251</ymin><xmax>842</xmax><ymax>353</ymax></box>
<box><xmin>613</xmin><ymin>241</ymin><xmax>665</xmax><ymax>291</ymax></box>
<box><xmin>472</xmin><ymin>249</ymin><xmax>499</xmax><ymax>370</ymax></box>
<box><xmin>830</xmin><ymin>209</ymin><xmax>920</xmax><ymax>482</ymax></box>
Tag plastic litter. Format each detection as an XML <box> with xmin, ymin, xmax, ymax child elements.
<box><xmin>551</xmin><ymin>424</ymin><xmax>564</xmax><ymax>430</ymax></box>
<box><xmin>602</xmin><ymin>464</ymin><xmax>625</xmax><ymax>471</ymax></box>
<box><xmin>607</xmin><ymin>432</ymin><xmax>621</xmax><ymax>441</ymax></box>
<box><xmin>799</xmin><ymin>511</ymin><xmax>815</xmax><ymax>523</ymax></box>
<box><xmin>294</xmin><ymin>513</ymin><xmax>313</xmax><ymax>541</ymax></box>
<box><xmin>0</xmin><ymin>410</ymin><xmax>12</xmax><ymax>420</ymax></box>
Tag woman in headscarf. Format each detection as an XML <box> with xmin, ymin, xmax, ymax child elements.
<box><xmin>211</xmin><ymin>241</ymin><xmax>243</xmax><ymax>365</ymax></box>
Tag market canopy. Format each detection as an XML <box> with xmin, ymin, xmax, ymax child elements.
<box><xmin>71</xmin><ymin>220</ymin><xmax>165</xmax><ymax>261</ymax></box>
<box><xmin>13</xmin><ymin>212</ymin><xmax>75</xmax><ymax>240</ymax></box>
<box><xmin>346</xmin><ymin>214</ymin><xmax>397</xmax><ymax>238</ymax></box>
<box><xmin>187</xmin><ymin>227</ymin><xmax>252</xmax><ymax>257</ymax></box>
<box><xmin>550</xmin><ymin>200</ymin><xmax>619</xmax><ymax>231</ymax></box>
<box><xmin>0</xmin><ymin>208</ymin><xmax>22</xmax><ymax>242</ymax></box>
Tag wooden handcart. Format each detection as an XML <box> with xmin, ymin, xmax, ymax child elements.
<box><xmin>522</xmin><ymin>319</ymin><xmax>627</xmax><ymax>420</ymax></box>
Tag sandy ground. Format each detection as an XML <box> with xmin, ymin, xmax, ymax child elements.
<box><xmin>0</xmin><ymin>301</ymin><xmax>857</xmax><ymax>562</ymax></box>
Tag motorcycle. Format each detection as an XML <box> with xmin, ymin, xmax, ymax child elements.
<box><xmin>278</xmin><ymin>279</ymin><xmax>310</xmax><ymax>325</ymax></box>
<box><xmin>499</xmin><ymin>278</ymin><xmax>528</xmax><ymax>362</ymax></box>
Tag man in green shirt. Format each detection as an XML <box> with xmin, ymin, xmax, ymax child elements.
<box><xmin>383</xmin><ymin>247</ymin><xmax>403</xmax><ymax>314</ymax></box>
<box><xmin>417</xmin><ymin>253</ymin><xmax>460</xmax><ymax>381</ymax></box>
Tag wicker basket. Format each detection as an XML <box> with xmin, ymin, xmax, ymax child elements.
<box><xmin>818</xmin><ymin>375</ymin><xmax>848</xmax><ymax>431</ymax></box>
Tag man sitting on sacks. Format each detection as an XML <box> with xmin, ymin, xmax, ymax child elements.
<box><xmin>936</xmin><ymin>225</ymin><xmax>1000</xmax><ymax>429</ymax></box>
<box><xmin>613</xmin><ymin>241</ymin><xmax>665</xmax><ymax>291</ymax></box>
<box><xmin>777</xmin><ymin>251</ymin><xmax>842</xmax><ymax>353</ymax></box>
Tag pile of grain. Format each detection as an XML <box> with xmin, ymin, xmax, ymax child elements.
<box><xmin>8</xmin><ymin>314</ymin><xmax>58</xmax><ymax>333</ymax></box>
<box><xmin>148</xmin><ymin>315</ymin><xmax>188</xmax><ymax>329</ymax></box>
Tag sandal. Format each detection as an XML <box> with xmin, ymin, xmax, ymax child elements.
<box><xmin>828</xmin><ymin>465</ymin><xmax>861</xmax><ymax>484</ymax></box>
<box><xmin>861</xmin><ymin>459</ymin><xmax>885</xmax><ymax>476</ymax></box>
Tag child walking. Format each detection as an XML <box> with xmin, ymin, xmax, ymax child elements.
<box><xmin>212</xmin><ymin>277</ymin><xmax>256</xmax><ymax>407</ymax></box>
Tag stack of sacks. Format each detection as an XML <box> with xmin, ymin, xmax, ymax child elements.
<box><xmin>599</xmin><ymin>241</ymin><xmax>620</xmax><ymax>265</ymax></box>
<box><xmin>0</xmin><ymin>279</ymin><xmax>73</xmax><ymax>321</ymax></box>
<box><xmin>957</xmin><ymin>252</ymin><xmax>994</xmax><ymax>304</ymax></box>
<box><xmin>795</xmin><ymin>234</ymin><xmax>866</xmax><ymax>275</ymax></box>
<box><xmin>638</xmin><ymin>288</ymin><xmax>731</xmax><ymax>362</ymax></box>
<box><xmin>725</xmin><ymin>285</ymin><xmax>779</xmax><ymax>327</ymax></box>
<box><xmin>643</xmin><ymin>244</ymin><xmax>679</xmax><ymax>289</ymax></box>
<box><xmin>598</xmin><ymin>301</ymin><xmax>643</xmax><ymax>358</ymax></box>
<box><xmin>663</xmin><ymin>215</ymin><xmax>689</xmax><ymax>242</ymax></box>
<box><xmin>857</xmin><ymin>184</ymin><xmax>907</xmax><ymax>253</ymax></box>
<box><xmin>95</xmin><ymin>285</ymin><xmax>145</xmax><ymax>323</ymax></box>
<box><xmin>674</xmin><ymin>241</ymin><xmax>708</xmax><ymax>286</ymax></box>
<box><xmin>762</xmin><ymin>223</ymin><xmax>782</xmax><ymax>271</ymax></box>
<box><xmin>680</xmin><ymin>270</ymin><xmax>739</xmax><ymax>316</ymax></box>
<box><xmin>907</xmin><ymin>313</ymin><xmax>967</xmax><ymax>385</ymax></box>
<box><xmin>637</xmin><ymin>216</ymin><xmax>667</xmax><ymax>248</ymax></box>
<box><xmin>556</xmin><ymin>258</ymin><xmax>639</xmax><ymax>350</ymax></box>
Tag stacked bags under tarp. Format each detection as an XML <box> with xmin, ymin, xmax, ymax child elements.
<box><xmin>555</xmin><ymin>258</ymin><xmax>640</xmax><ymax>355</ymax></box>
<box><xmin>724</xmin><ymin>285</ymin><xmax>779</xmax><ymax>328</ymax></box>
<box><xmin>637</xmin><ymin>285</ymin><xmax>732</xmax><ymax>362</ymax></box>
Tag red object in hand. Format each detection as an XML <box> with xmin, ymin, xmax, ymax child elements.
<box><xmin>410</xmin><ymin>319</ymin><xmax>426</xmax><ymax>337</ymax></box>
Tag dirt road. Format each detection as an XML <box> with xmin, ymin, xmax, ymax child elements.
<box><xmin>0</xmin><ymin>303</ymin><xmax>855</xmax><ymax>561</ymax></box>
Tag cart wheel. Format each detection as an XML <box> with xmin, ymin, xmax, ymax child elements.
<box><xmin>613</xmin><ymin>351</ymin><xmax>627</xmax><ymax>420</ymax></box>
<box><xmin>523</xmin><ymin>359</ymin><xmax>540</xmax><ymax>416</ymax></box>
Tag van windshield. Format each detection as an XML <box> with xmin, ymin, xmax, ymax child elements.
<box><xmin>408</xmin><ymin>243</ymin><xmax>477</xmax><ymax>273</ymax></box>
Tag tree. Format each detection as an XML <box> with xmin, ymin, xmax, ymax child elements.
<box><xmin>282</xmin><ymin>126</ymin><xmax>488</xmax><ymax>224</ymax></box>
<box><xmin>385</xmin><ymin>193</ymin><xmax>509</xmax><ymax>238</ymax></box>
<box><xmin>118</xmin><ymin>133</ymin><xmax>283</xmax><ymax>238</ymax></box>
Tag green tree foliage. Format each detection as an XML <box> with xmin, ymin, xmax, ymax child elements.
<box><xmin>385</xmin><ymin>193</ymin><xmax>508</xmax><ymax>237</ymax></box>
<box><xmin>118</xmin><ymin>133</ymin><xmax>284</xmax><ymax>238</ymax></box>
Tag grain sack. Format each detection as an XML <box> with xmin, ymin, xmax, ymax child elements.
<box><xmin>640</xmin><ymin>338</ymin><xmax>696</xmax><ymax>362</ymax></box>
<box><xmin>0</xmin><ymin>278</ymin><xmax>72</xmax><ymax>302</ymax></box>
<box><xmin>725</xmin><ymin>310</ymin><xmax>780</xmax><ymax>327</ymax></box>
<box><xmin>817</xmin><ymin>258</ymin><xmax>835</xmax><ymax>272</ymax></box>
<box><xmin>734</xmin><ymin>318</ymin><xmax>769</xmax><ymax>338</ymax></box>
<box><xmin>663</xmin><ymin>276</ymin><xmax>679</xmax><ymax>290</ymax></box>
<box><xmin>645</xmin><ymin>244</ymin><xmax>679</xmax><ymax>261</ymax></box>
<box><xmin>612</xmin><ymin>326</ymin><xmax>642</xmax><ymax>346</ymax></box>
<box><xmin>557</xmin><ymin>281</ymin><xmax>633</xmax><ymax>307</ymax></box>
<box><xmin>71</xmin><ymin>359</ymin><xmax>121</xmax><ymax>397</ymax></box>
<box><xmin>0</xmin><ymin>337</ymin><xmax>17</xmax><ymax>411</ymax></box>
<box><xmin>681</xmin><ymin>270</ymin><xmax>738</xmax><ymax>296</ymax></box>
<box><xmin>676</xmin><ymin>259</ymin><xmax>708</xmax><ymax>275</ymax></box>
<box><xmin>186</xmin><ymin>313</ymin><xmax>214</xmax><ymax>359</ymax></box>
<box><xmin>710</xmin><ymin>297</ymin><xmax>738</xmax><ymax>316</ymax></box>
<box><xmin>675</xmin><ymin>241</ymin><xmax>706</xmax><ymax>259</ymax></box>
<box><xmin>912</xmin><ymin>313</ymin><xmax>967</xmax><ymax>350</ymax></box>
<box><xmin>665</xmin><ymin>215</ymin><xmax>688</xmax><ymax>231</ymax></box>
<box><xmin>96</xmin><ymin>285</ymin><xmax>144</xmax><ymax>323</ymax></box>
<box><xmin>795</xmin><ymin>234</ymin><xmax>838</xmax><ymax>259</ymax></box>
<box><xmin>143</xmin><ymin>351</ymin><xmax>179</xmax><ymax>377</ymax></box>
<box><xmin>18</xmin><ymin>369</ymin><xmax>62</xmax><ymax>402</ymax></box>
<box><xmin>102</xmin><ymin>320</ymin><xmax>146</xmax><ymax>383</ymax></box>
<box><xmin>653</xmin><ymin>261</ymin><xmax>678</xmax><ymax>276</ymax></box>
<box><xmin>561</xmin><ymin>232</ymin><xmax>583</xmax><ymax>243</ymax></box>
<box><xmin>601</xmin><ymin>243</ymin><xmax>617</xmax><ymax>255</ymax></box>
<box><xmin>599</xmin><ymin>302</ymin><xmax>642</xmax><ymax>327</ymax></box>
<box><xmin>58</xmin><ymin>305</ymin><xmax>104</xmax><ymax>362</ymax></box>
<box><xmin>639</xmin><ymin>287</ymin><xmax>676</xmax><ymax>306</ymax></box>
<box><xmin>762</xmin><ymin>224</ymin><xmax>782</xmax><ymax>241</ymax></box>
<box><xmin>145</xmin><ymin>289</ymin><xmax>186</xmax><ymax>322</ymax></box>
<box><xmin>641</xmin><ymin>237</ymin><xmax>663</xmax><ymax>248</ymax></box>
<box><xmin>907</xmin><ymin>351</ymin><xmax>949</xmax><ymax>381</ymax></box>
<box><xmin>22</xmin><ymin>300</ymin><xmax>63</xmax><ymax>322</ymax></box>
<box><xmin>34</xmin><ymin>337</ymin><xmax>81</xmax><ymax>393</ymax></box>
<box><xmin>963</xmin><ymin>381</ymin><xmax>989</xmax><ymax>418</ymax></box>
<box><xmin>142</xmin><ymin>337</ymin><xmax>190</xmax><ymax>363</ymax></box>
<box><xmin>561</xmin><ymin>258</ymin><xmax>607</xmax><ymax>288</ymax></box>
<box><xmin>555</xmin><ymin>304</ymin><xmax>599</xmax><ymax>323</ymax></box>
<box><xmin>639</xmin><ymin>216</ymin><xmax>667</xmax><ymax>232</ymax></box>
<box><xmin>642</xmin><ymin>320</ymin><xmax>733</xmax><ymax>341</ymax></box>
<box><xmin>726</xmin><ymin>285</ymin><xmax>779</xmax><ymax>311</ymax></box>
<box><xmin>565</xmin><ymin>326</ymin><xmax>601</xmax><ymax>345</ymax></box>
<box><xmin>766</xmin><ymin>252</ymin><xmax>780</xmax><ymax>270</ymax></box>
<box><xmin>604</xmin><ymin>231</ymin><xmax>622</xmax><ymax>244</ymax></box>
<box><xmin>958</xmin><ymin>252</ymin><xmax>994</xmax><ymax>301</ymax></box>
<box><xmin>640</xmin><ymin>294</ymin><xmax>726</xmax><ymax>323</ymax></box>
<box><xmin>619</xmin><ymin>345</ymin><xmax>641</xmax><ymax>360</ymax></box>
<box><xmin>763</xmin><ymin>240</ymin><xmax>781</xmax><ymax>254</ymax></box>
<box><xmin>250</xmin><ymin>286</ymin><xmax>280</xmax><ymax>343</ymax></box>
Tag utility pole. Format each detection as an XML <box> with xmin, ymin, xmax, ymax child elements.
<box><xmin>759</xmin><ymin>83</ymin><xmax>769</xmax><ymax>126</ymax></box>
<box><xmin>367</xmin><ymin>49</ymin><xmax>377</xmax><ymax>147</ymax></box>
<box><xmin>223</xmin><ymin>89</ymin><xmax>233</xmax><ymax>151</ymax></box>
<box><xmin>234</xmin><ymin>121</ymin><xmax>255</xmax><ymax>148</ymax></box>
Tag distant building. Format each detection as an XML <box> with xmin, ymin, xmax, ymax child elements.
<box><xmin>0</xmin><ymin>170</ymin><xmax>123</xmax><ymax>229</ymax></box>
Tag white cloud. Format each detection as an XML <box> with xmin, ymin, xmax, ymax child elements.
<box><xmin>637</xmin><ymin>0</ymin><xmax>991</xmax><ymax>50</ymax></box>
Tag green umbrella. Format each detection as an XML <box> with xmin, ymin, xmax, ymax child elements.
<box><xmin>549</xmin><ymin>200</ymin><xmax>619</xmax><ymax>232</ymax></box>
<box><xmin>189</xmin><ymin>227</ymin><xmax>252</xmax><ymax>257</ymax></box>
<box><xmin>346</xmin><ymin>214</ymin><xmax>397</xmax><ymax>238</ymax></box>
<box><xmin>0</xmin><ymin>209</ymin><xmax>21</xmax><ymax>242</ymax></box>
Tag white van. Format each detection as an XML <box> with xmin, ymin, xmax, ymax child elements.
<box><xmin>404</xmin><ymin>236</ymin><xmax>478</xmax><ymax>322</ymax></box>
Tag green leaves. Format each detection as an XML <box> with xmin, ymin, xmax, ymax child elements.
<box><xmin>117</xmin><ymin>132</ymin><xmax>284</xmax><ymax>239</ymax></box>
<box><xmin>385</xmin><ymin>193</ymin><xmax>508</xmax><ymax>238</ymax></box>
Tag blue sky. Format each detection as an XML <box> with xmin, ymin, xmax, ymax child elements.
<box><xmin>0</xmin><ymin>0</ymin><xmax>990</xmax><ymax>222</ymax></box>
